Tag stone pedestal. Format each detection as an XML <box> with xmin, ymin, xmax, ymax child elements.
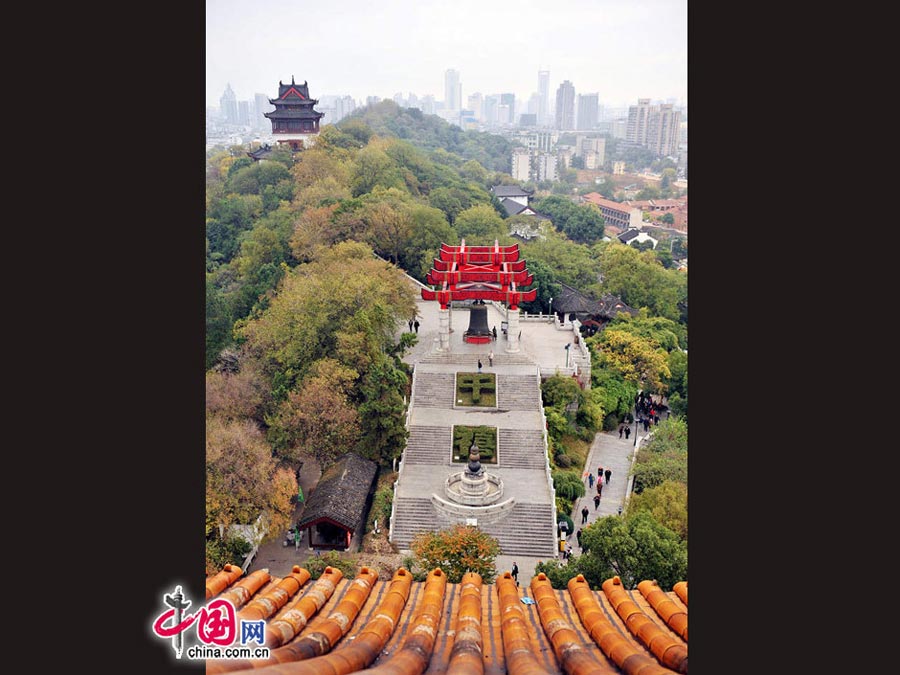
<box><xmin>437</xmin><ymin>308</ymin><xmax>451</xmax><ymax>352</ymax></box>
<box><xmin>505</xmin><ymin>307</ymin><xmax>521</xmax><ymax>353</ymax></box>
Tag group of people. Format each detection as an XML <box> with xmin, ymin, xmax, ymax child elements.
<box><xmin>407</xmin><ymin>317</ymin><xmax>420</xmax><ymax>333</ymax></box>
<box><xmin>635</xmin><ymin>391</ymin><xmax>666</xmax><ymax>430</ymax></box>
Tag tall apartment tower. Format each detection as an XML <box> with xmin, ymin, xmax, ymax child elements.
<box><xmin>500</xmin><ymin>93</ymin><xmax>516</xmax><ymax>125</ymax></box>
<box><xmin>445</xmin><ymin>69</ymin><xmax>461</xmax><ymax>112</ymax></box>
<box><xmin>254</xmin><ymin>93</ymin><xmax>271</xmax><ymax>130</ymax></box>
<box><xmin>576</xmin><ymin>93</ymin><xmax>599</xmax><ymax>130</ymax></box>
<box><xmin>647</xmin><ymin>104</ymin><xmax>681</xmax><ymax>156</ymax></box>
<box><xmin>626</xmin><ymin>98</ymin><xmax>653</xmax><ymax>145</ymax></box>
<box><xmin>538</xmin><ymin>70</ymin><xmax>550</xmax><ymax>126</ymax></box>
<box><xmin>220</xmin><ymin>83</ymin><xmax>238</xmax><ymax>125</ymax></box>
<box><xmin>626</xmin><ymin>99</ymin><xmax>681</xmax><ymax>156</ymax></box>
<box><xmin>555</xmin><ymin>80</ymin><xmax>576</xmax><ymax>130</ymax></box>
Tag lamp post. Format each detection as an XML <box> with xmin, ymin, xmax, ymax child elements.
<box><xmin>549</xmin><ymin>296</ymin><xmax>553</xmax><ymax>322</ymax></box>
<box><xmin>565</xmin><ymin>343</ymin><xmax>571</xmax><ymax>368</ymax></box>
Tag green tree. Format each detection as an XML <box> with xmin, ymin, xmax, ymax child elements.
<box><xmin>206</xmin><ymin>277</ymin><xmax>233</xmax><ymax>369</ymax></box>
<box><xmin>542</xmin><ymin>375</ymin><xmax>585</xmax><ymax>412</ymax></box>
<box><xmin>579</xmin><ymin>512</ymin><xmax>687</xmax><ymax>589</ymax></box>
<box><xmin>356</xmin><ymin>353</ymin><xmax>410</xmax><ymax>465</ymax></box>
<box><xmin>454</xmin><ymin>203</ymin><xmax>507</xmax><ymax>243</ymax></box>
<box><xmin>627</xmin><ymin>481</ymin><xmax>687</xmax><ymax>540</ymax></box>
<box><xmin>236</xmin><ymin>241</ymin><xmax>416</xmax><ymax>399</ymax></box>
<box><xmin>552</xmin><ymin>470</ymin><xmax>586</xmax><ymax>500</ymax></box>
<box><xmin>410</xmin><ymin>524</ymin><xmax>501</xmax><ymax>584</ymax></box>
<box><xmin>661</xmin><ymin>212</ymin><xmax>675</xmax><ymax>225</ymax></box>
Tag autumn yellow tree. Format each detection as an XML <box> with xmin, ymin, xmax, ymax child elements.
<box><xmin>410</xmin><ymin>524</ymin><xmax>501</xmax><ymax>584</ymax></box>
<box><xmin>205</xmin><ymin>416</ymin><xmax>297</xmax><ymax>543</ymax></box>
<box><xmin>593</xmin><ymin>327</ymin><xmax>671</xmax><ymax>394</ymax></box>
<box><xmin>236</xmin><ymin>241</ymin><xmax>416</xmax><ymax>399</ymax></box>
<box><xmin>267</xmin><ymin>358</ymin><xmax>362</xmax><ymax>466</ymax></box>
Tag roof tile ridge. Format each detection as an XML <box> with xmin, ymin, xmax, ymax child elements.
<box><xmin>602</xmin><ymin>576</ymin><xmax>687</xmax><ymax>673</ymax></box>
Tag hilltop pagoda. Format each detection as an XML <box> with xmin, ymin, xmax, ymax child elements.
<box><xmin>264</xmin><ymin>76</ymin><xmax>325</xmax><ymax>150</ymax></box>
<box><xmin>422</xmin><ymin>240</ymin><xmax>536</xmax><ymax>353</ymax></box>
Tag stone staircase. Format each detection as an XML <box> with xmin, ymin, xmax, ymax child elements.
<box><xmin>418</xmin><ymin>351</ymin><xmax>536</xmax><ymax>366</ymax></box>
<box><xmin>411</xmin><ymin>372</ymin><xmax>456</xmax><ymax>408</ymax></box>
<box><xmin>497</xmin><ymin>374</ymin><xmax>542</xmax><ymax>411</ymax></box>
<box><xmin>403</xmin><ymin>425</ymin><xmax>453</xmax><ymax>465</ymax></box>
<box><xmin>498</xmin><ymin>428</ymin><xmax>547</xmax><ymax>469</ymax></box>
<box><xmin>390</xmin><ymin>497</ymin><xmax>557</xmax><ymax>557</ymax></box>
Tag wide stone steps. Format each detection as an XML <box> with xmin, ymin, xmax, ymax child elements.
<box><xmin>411</xmin><ymin>372</ymin><xmax>456</xmax><ymax>408</ymax></box>
<box><xmin>497</xmin><ymin>375</ymin><xmax>543</xmax><ymax>411</ymax></box>
<box><xmin>390</xmin><ymin>497</ymin><xmax>557</xmax><ymax>557</ymax></box>
<box><xmin>403</xmin><ymin>425</ymin><xmax>453</xmax><ymax>465</ymax></box>
<box><xmin>418</xmin><ymin>352</ymin><xmax>536</xmax><ymax>366</ymax></box>
<box><xmin>498</xmin><ymin>428</ymin><xmax>547</xmax><ymax>469</ymax></box>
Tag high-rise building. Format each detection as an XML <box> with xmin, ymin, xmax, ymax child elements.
<box><xmin>555</xmin><ymin>80</ymin><xmax>575</xmax><ymax>130</ymax></box>
<box><xmin>483</xmin><ymin>95</ymin><xmax>499</xmax><ymax>125</ymax></box>
<box><xmin>445</xmin><ymin>69</ymin><xmax>461</xmax><ymax>111</ymax></box>
<box><xmin>626</xmin><ymin>98</ymin><xmax>653</xmax><ymax>145</ymax></box>
<box><xmin>422</xmin><ymin>95</ymin><xmax>436</xmax><ymax>115</ymax></box>
<box><xmin>537</xmin><ymin>70</ymin><xmax>550</xmax><ymax>126</ymax></box>
<box><xmin>576</xmin><ymin>93</ymin><xmax>599</xmax><ymax>130</ymax></box>
<box><xmin>511</xmin><ymin>149</ymin><xmax>532</xmax><ymax>182</ymax></box>
<box><xmin>626</xmin><ymin>99</ymin><xmax>681</xmax><ymax>156</ymax></box>
<box><xmin>647</xmin><ymin>104</ymin><xmax>681</xmax><ymax>157</ymax></box>
<box><xmin>220</xmin><ymin>83</ymin><xmax>238</xmax><ymax>125</ymax></box>
<box><xmin>467</xmin><ymin>93</ymin><xmax>483</xmax><ymax>121</ymax></box>
<box><xmin>238</xmin><ymin>100</ymin><xmax>251</xmax><ymax>127</ymax></box>
<box><xmin>254</xmin><ymin>93</ymin><xmax>271</xmax><ymax>130</ymax></box>
<box><xmin>500</xmin><ymin>93</ymin><xmax>516</xmax><ymax>125</ymax></box>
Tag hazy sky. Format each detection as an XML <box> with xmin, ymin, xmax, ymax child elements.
<box><xmin>206</xmin><ymin>0</ymin><xmax>686</xmax><ymax>110</ymax></box>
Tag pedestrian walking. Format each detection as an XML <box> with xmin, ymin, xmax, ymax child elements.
<box><xmin>414</xmin><ymin>320</ymin><xmax>420</xmax><ymax>333</ymax></box>
<box><xmin>408</xmin><ymin>318</ymin><xmax>414</xmax><ymax>331</ymax></box>
<box><xmin>576</xmin><ymin>528</ymin><xmax>582</xmax><ymax>547</ymax></box>
<box><xmin>617</xmin><ymin>506</ymin><xmax>623</xmax><ymax>516</ymax></box>
<box><xmin>593</xmin><ymin>494</ymin><xmax>600</xmax><ymax>510</ymax></box>
<box><xmin>597</xmin><ymin>482</ymin><xmax>603</xmax><ymax>497</ymax></box>
<box><xmin>644</xmin><ymin>418</ymin><xmax>650</xmax><ymax>432</ymax></box>
<box><xmin>512</xmin><ymin>562</ymin><xmax>519</xmax><ymax>585</ymax></box>
<box><xmin>492</xmin><ymin>326</ymin><xmax>497</xmax><ymax>340</ymax></box>
<box><xmin>618</xmin><ymin>424</ymin><xmax>624</xmax><ymax>438</ymax></box>
<box><xmin>605</xmin><ymin>469</ymin><xmax>612</xmax><ymax>484</ymax></box>
<box><xmin>565</xmin><ymin>543</ymin><xmax>573</xmax><ymax>560</ymax></box>
<box><xmin>624</xmin><ymin>426</ymin><xmax>631</xmax><ymax>439</ymax></box>
<box><xmin>581</xmin><ymin>506</ymin><xmax>589</xmax><ymax>524</ymax></box>
<box><xmin>477</xmin><ymin>359</ymin><xmax>483</xmax><ymax>373</ymax></box>
<box><xmin>588</xmin><ymin>473</ymin><xmax>594</xmax><ymax>489</ymax></box>
<box><xmin>488</xmin><ymin>350</ymin><xmax>494</xmax><ymax>367</ymax></box>
<box><xmin>597</xmin><ymin>465</ymin><xmax>603</xmax><ymax>478</ymax></box>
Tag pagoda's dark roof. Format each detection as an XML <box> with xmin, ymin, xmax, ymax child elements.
<box><xmin>247</xmin><ymin>144</ymin><xmax>274</xmax><ymax>160</ymax></box>
<box><xmin>554</xmin><ymin>283</ymin><xmax>637</xmax><ymax>319</ymax></box>
<box><xmin>618</xmin><ymin>229</ymin><xmax>642</xmax><ymax>243</ymax></box>
<box><xmin>296</xmin><ymin>453</ymin><xmax>378</xmax><ymax>532</ymax></box>
<box><xmin>500</xmin><ymin>198</ymin><xmax>528</xmax><ymax>216</ymax></box>
<box><xmin>492</xmin><ymin>185</ymin><xmax>533</xmax><ymax>197</ymax></box>
<box><xmin>274</xmin><ymin>78</ymin><xmax>311</xmax><ymax>101</ymax></box>
<box><xmin>265</xmin><ymin>109</ymin><xmax>325</xmax><ymax>119</ymax></box>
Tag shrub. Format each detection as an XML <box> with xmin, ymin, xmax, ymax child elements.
<box><xmin>302</xmin><ymin>551</ymin><xmax>358</xmax><ymax>580</ymax></box>
<box><xmin>205</xmin><ymin>535</ymin><xmax>253</xmax><ymax>576</ymax></box>
<box><xmin>368</xmin><ymin>485</ymin><xmax>394</xmax><ymax>533</ymax></box>
<box><xmin>554</xmin><ymin>452</ymin><xmax>574</xmax><ymax>468</ymax></box>
<box><xmin>552</xmin><ymin>470</ymin><xmax>586</xmax><ymax>501</ymax></box>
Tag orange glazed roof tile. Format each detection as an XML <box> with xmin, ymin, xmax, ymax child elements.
<box><xmin>202</xmin><ymin>566</ymin><xmax>688</xmax><ymax>674</ymax></box>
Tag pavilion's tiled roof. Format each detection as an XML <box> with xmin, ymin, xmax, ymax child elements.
<box><xmin>203</xmin><ymin>565</ymin><xmax>688</xmax><ymax>674</ymax></box>
<box><xmin>296</xmin><ymin>453</ymin><xmax>378</xmax><ymax>532</ymax></box>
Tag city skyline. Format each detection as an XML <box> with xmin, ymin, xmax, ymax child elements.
<box><xmin>206</xmin><ymin>0</ymin><xmax>686</xmax><ymax>110</ymax></box>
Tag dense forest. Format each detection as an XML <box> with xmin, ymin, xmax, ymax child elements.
<box><xmin>205</xmin><ymin>105</ymin><xmax>687</xmax><ymax>578</ymax></box>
